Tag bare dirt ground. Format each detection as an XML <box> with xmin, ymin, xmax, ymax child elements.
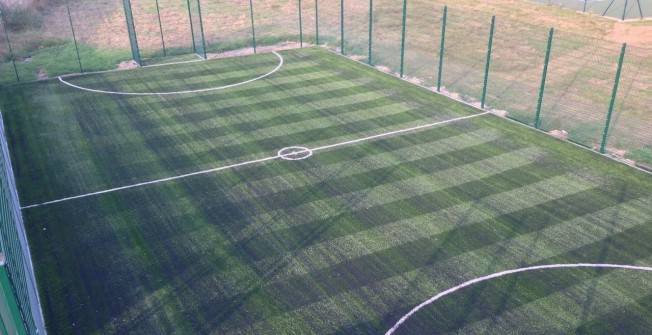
<box><xmin>206</xmin><ymin>42</ymin><xmax>304</xmax><ymax>59</ymax></box>
<box><xmin>608</xmin><ymin>22</ymin><xmax>652</xmax><ymax>46</ymax></box>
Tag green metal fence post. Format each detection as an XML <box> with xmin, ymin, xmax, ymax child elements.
<box><xmin>340</xmin><ymin>0</ymin><xmax>344</xmax><ymax>54</ymax></box>
<box><xmin>298</xmin><ymin>0</ymin><xmax>303</xmax><ymax>47</ymax></box>
<box><xmin>368</xmin><ymin>0</ymin><xmax>373</xmax><ymax>64</ymax></box>
<box><xmin>480</xmin><ymin>15</ymin><xmax>495</xmax><ymax>109</ymax></box>
<box><xmin>600</xmin><ymin>43</ymin><xmax>627</xmax><ymax>154</ymax></box>
<box><xmin>437</xmin><ymin>5</ymin><xmax>447</xmax><ymax>92</ymax></box>
<box><xmin>534</xmin><ymin>28</ymin><xmax>554</xmax><ymax>129</ymax></box>
<box><xmin>315</xmin><ymin>0</ymin><xmax>319</xmax><ymax>45</ymax></box>
<box><xmin>122</xmin><ymin>0</ymin><xmax>141</xmax><ymax>65</ymax></box>
<box><xmin>186</xmin><ymin>0</ymin><xmax>197</xmax><ymax>53</ymax></box>
<box><xmin>249</xmin><ymin>0</ymin><xmax>257</xmax><ymax>53</ymax></box>
<box><xmin>0</xmin><ymin>9</ymin><xmax>19</xmax><ymax>82</ymax></box>
<box><xmin>621</xmin><ymin>0</ymin><xmax>628</xmax><ymax>21</ymax></box>
<box><xmin>602</xmin><ymin>1</ymin><xmax>614</xmax><ymax>16</ymax></box>
<box><xmin>196</xmin><ymin>0</ymin><xmax>207</xmax><ymax>59</ymax></box>
<box><xmin>399</xmin><ymin>0</ymin><xmax>407</xmax><ymax>78</ymax></box>
<box><xmin>66</xmin><ymin>1</ymin><xmax>83</xmax><ymax>73</ymax></box>
<box><xmin>154</xmin><ymin>0</ymin><xmax>166</xmax><ymax>56</ymax></box>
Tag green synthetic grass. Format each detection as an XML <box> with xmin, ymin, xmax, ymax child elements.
<box><xmin>0</xmin><ymin>47</ymin><xmax>650</xmax><ymax>334</ymax></box>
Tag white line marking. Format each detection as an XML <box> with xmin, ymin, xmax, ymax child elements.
<box><xmin>142</xmin><ymin>59</ymin><xmax>205</xmax><ymax>68</ymax></box>
<box><xmin>278</xmin><ymin>146</ymin><xmax>314</xmax><ymax>161</ymax></box>
<box><xmin>21</xmin><ymin>156</ymin><xmax>278</xmax><ymax>209</ymax></box>
<box><xmin>57</xmin><ymin>51</ymin><xmax>284</xmax><ymax>96</ymax></box>
<box><xmin>312</xmin><ymin>111</ymin><xmax>491</xmax><ymax>152</ymax></box>
<box><xmin>385</xmin><ymin>263</ymin><xmax>652</xmax><ymax>335</ymax></box>
<box><xmin>22</xmin><ymin>112</ymin><xmax>489</xmax><ymax>209</ymax></box>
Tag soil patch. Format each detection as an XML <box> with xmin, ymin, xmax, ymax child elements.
<box><xmin>206</xmin><ymin>42</ymin><xmax>304</xmax><ymax>59</ymax></box>
<box><xmin>607</xmin><ymin>23</ymin><xmax>652</xmax><ymax>47</ymax></box>
<box><xmin>117</xmin><ymin>60</ymin><xmax>139</xmax><ymax>70</ymax></box>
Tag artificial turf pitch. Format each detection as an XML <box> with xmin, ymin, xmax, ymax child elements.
<box><xmin>0</xmin><ymin>47</ymin><xmax>651</xmax><ymax>334</ymax></box>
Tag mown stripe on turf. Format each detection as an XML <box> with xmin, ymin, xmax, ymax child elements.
<box><xmin>85</xmin><ymin>83</ymin><xmax>383</xmax><ymax>148</ymax></box>
<box><xmin>107</xmin><ymin>142</ymin><xmax>540</xmax><ymax>270</ymax></box>
<box><xmin>227</xmin><ymin>128</ymin><xmax>504</xmax><ymax>200</ymax></box>
<box><xmin>542</xmin><ymin>222</ymin><xmax>652</xmax><ymax>267</ymax></box>
<box><xmin>448</xmin><ymin>263</ymin><xmax>652</xmax><ymax>334</ymax></box>
<box><xmin>112</xmin><ymin>107</ymin><xmax>436</xmax><ymax>177</ymax></box>
<box><xmin>225</xmin><ymin>197</ymin><xmax>650</xmax><ymax>335</ymax></box>
<box><xmin>133</xmin><ymin>63</ymin><xmax>362</xmax><ymax>107</ymax></box>
<box><xmin>104</xmin><ymin>124</ymin><xmax>478</xmax><ymax>225</ymax></box>
<box><xmin>104</xmin><ymin>103</ymin><xmax>419</xmax><ymax>180</ymax></box>
<box><xmin>148</xmin><ymin>137</ymin><xmax>516</xmax><ymax>252</ymax></box>
<box><xmin>212</xmin><ymin>172</ymin><xmax>605</xmax><ymax>303</ymax></box>
<box><xmin>258</xmin><ymin>186</ymin><xmax>646</xmax><ymax>311</ymax></box>
<box><xmin>69</xmin><ymin>54</ymin><xmax>282</xmax><ymax>84</ymax></box>
<box><xmin>70</xmin><ymin>59</ymin><xmax>285</xmax><ymax>88</ymax></box>
<box><xmin>74</xmin><ymin>87</ymin><xmax>391</xmax><ymax>149</ymax></box>
<box><xmin>574</xmin><ymin>288</ymin><xmax>652</xmax><ymax>334</ymax></box>
<box><xmin>199</xmin><ymin>168</ymin><xmax>578</xmax><ymax>302</ymax></box>
<box><xmin>159</xmin><ymin>82</ymin><xmax>381</xmax><ymax>124</ymax></box>
<box><xmin>226</xmin><ymin>140</ymin><xmax>517</xmax><ymax>218</ymax></box>
<box><xmin>229</xmin><ymin>164</ymin><xmax>560</xmax><ymax>266</ymax></box>
<box><xmin>182</xmin><ymin>157</ymin><xmax>566</xmax><ymax>299</ymax></box>
<box><xmin>102</xmin><ymin>127</ymin><xmax>500</xmax><ymax>247</ymax></box>
<box><xmin>82</xmin><ymin>64</ymin><xmax>358</xmax><ymax>118</ymax></box>
<box><xmin>112</xmin><ymin>63</ymin><xmax>328</xmax><ymax>93</ymax></box>
<box><xmin>60</xmin><ymin>103</ymin><xmax>476</xmax><ymax>201</ymax></box>
<box><xmin>265</xmin><ymin>180</ymin><xmax>625</xmax><ymax>285</ymax></box>
<box><xmin>146</xmin><ymin>104</ymin><xmax>420</xmax><ymax>158</ymax></box>
<box><xmin>137</xmin><ymin>93</ymin><xmax>407</xmax><ymax>149</ymax></box>
<box><xmin>233</xmin><ymin>148</ymin><xmax>544</xmax><ymax>241</ymax></box>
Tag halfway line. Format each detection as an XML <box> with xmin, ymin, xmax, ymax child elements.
<box><xmin>312</xmin><ymin>111</ymin><xmax>491</xmax><ymax>152</ymax></box>
<box><xmin>21</xmin><ymin>156</ymin><xmax>278</xmax><ymax>209</ymax></box>
<box><xmin>22</xmin><ymin>111</ymin><xmax>489</xmax><ymax>209</ymax></box>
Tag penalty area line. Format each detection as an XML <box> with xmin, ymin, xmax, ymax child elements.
<box><xmin>385</xmin><ymin>263</ymin><xmax>652</xmax><ymax>335</ymax></box>
<box><xmin>22</xmin><ymin>111</ymin><xmax>490</xmax><ymax>209</ymax></box>
<box><xmin>58</xmin><ymin>51</ymin><xmax>284</xmax><ymax>96</ymax></box>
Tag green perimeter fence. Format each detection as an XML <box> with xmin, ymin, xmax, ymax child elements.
<box><xmin>1</xmin><ymin>0</ymin><xmax>648</xmax><ymax>167</ymax></box>
<box><xmin>0</xmin><ymin>112</ymin><xmax>44</xmax><ymax>334</ymax></box>
<box><xmin>530</xmin><ymin>0</ymin><xmax>651</xmax><ymax>21</ymax></box>
<box><xmin>0</xmin><ymin>2</ymin><xmax>650</xmax><ymax>329</ymax></box>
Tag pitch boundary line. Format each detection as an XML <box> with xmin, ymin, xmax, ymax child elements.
<box><xmin>385</xmin><ymin>263</ymin><xmax>652</xmax><ymax>335</ymax></box>
<box><xmin>142</xmin><ymin>58</ymin><xmax>205</xmax><ymax>68</ymax></box>
<box><xmin>57</xmin><ymin>51</ymin><xmax>284</xmax><ymax>96</ymax></box>
<box><xmin>21</xmin><ymin>111</ymin><xmax>489</xmax><ymax>209</ymax></box>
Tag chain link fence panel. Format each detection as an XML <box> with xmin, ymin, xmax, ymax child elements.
<box><xmin>530</xmin><ymin>0</ymin><xmax>649</xmax><ymax>21</ymax></box>
<box><xmin>251</xmin><ymin>0</ymin><xmax>300</xmax><ymax>51</ymax></box>
<box><xmin>539</xmin><ymin>31</ymin><xmax>620</xmax><ymax>148</ymax></box>
<box><xmin>606</xmin><ymin>45</ymin><xmax>652</xmax><ymax>169</ymax></box>
<box><xmin>315</xmin><ymin>0</ymin><xmax>340</xmax><ymax>52</ymax></box>
<box><xmin>438</xmin><ymin>8</ymin><xmax>491</xmax><ymax>106</ymax></box>
<box><xmin>402</xmin><ymin>2</ymin><xmax>441</xmax><ymax>88</ymax></box>
<box><xmin>485</xmin><ymin>19</ymin><xmax>550</xmax><ymax>125</ymax></box>
<box><xmin>369</xmin><ymin>0</ymin><xmax>403</xmax><ymax>74</ymax></box>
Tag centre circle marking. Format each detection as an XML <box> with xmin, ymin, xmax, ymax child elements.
<box><xmin>277</xmin><ymin>146</ymin><xmax>313</xmax><ymax>161</ymax></box>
